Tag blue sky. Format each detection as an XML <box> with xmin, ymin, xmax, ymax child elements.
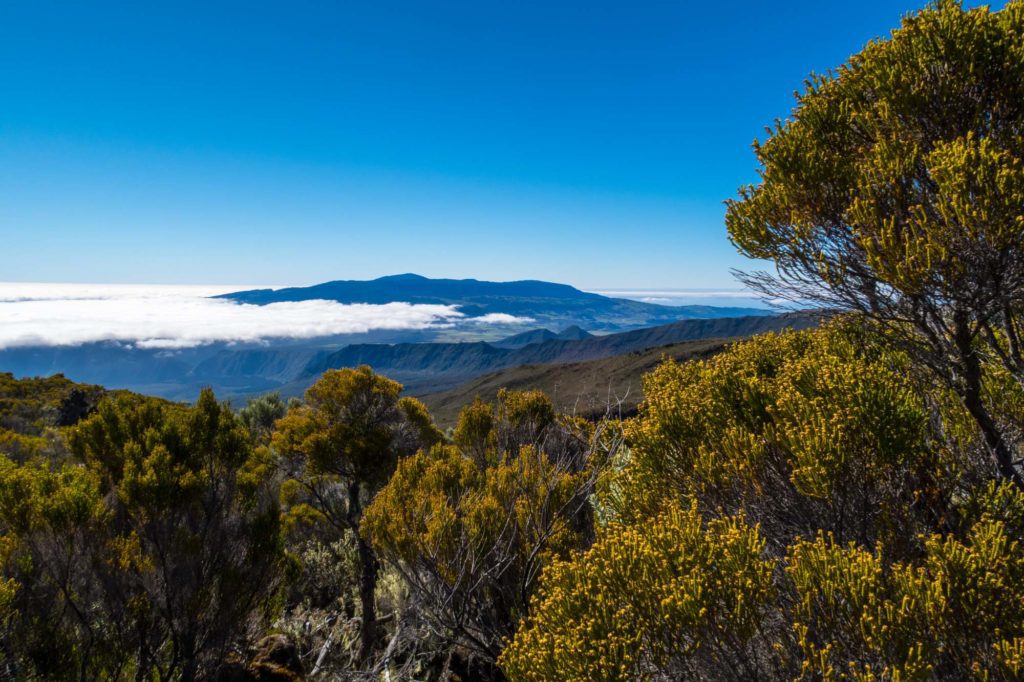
<box><xmin>0</xmin><ymin>1</ymin><xmax>990</xmax><ymax>288</ymax></box>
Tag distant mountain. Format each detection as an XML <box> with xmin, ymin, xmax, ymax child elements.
<box><xmin>0</xmin><ymin>271</ymin><xmax>799</xmax><ymax>403</ymax></box>
<box><xmin>419</xmin><ymin>338</ymin><xmax>731</xmax><ymax>427</ymax></box>
<box><xmin>493</xmin><ymin>325</ymin><xmax>595</xmax><ymax>349</ymax></box>
<box><xmin>219</xmin><ymin>274</ymin><xmax>770</xmax><ymax>332</ymax></box>
<box><xmin>189</xmin><ymin>348</ymin><xmax>322</xmax><ymax>385</ymax></box>
<box><xmin>0</xmin><ymin>312</ymin><xmax>817</xmax><ymax>402</ymax></box>
<box><xmin>0</xmin><ymin>328</ymin><xmax>440</xmax><ymax>402</ymax></box>
<box><xmin>493</xmin><ymin>328</ymin><xmax>559</xmax><ymax>348</ymax></box>
<box><xmin>554</xmin><ymin>325</ymin><xmax>594</xmax><ymax>341</ymax></box>
<box><xmin>302</xmin><ymin>313</ymin><xmax>818</xmax><ymax>394</ymax></box>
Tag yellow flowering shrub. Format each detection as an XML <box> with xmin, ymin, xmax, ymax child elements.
<box><xmin>362</xmin><ymin>389</ymin><xmax>618</xmax><ymax>666</ymax></box>
<box><xmin>501</xmin><ymin>479</ymin><xmax>1024</xmax><ymax>682</ymax></box>
<box><xmin>500</xmin><ymin>321</ymin><xmax>1024</xmax><ymax>680</ymax></box>
<box><xmin>624</xmin><ymin>322</ymin><xmax>952</xmax><ymax>551</ymax></box>
<box><xmin>362</xmin><ymin>442</ymin><xmax>593</xmax><ymax>660</ymax></box>
<box><xmin>723</xmin><ymin>0</ymin><xmax>1024</xmax><ymax>490</ymax></box>
<box><xmin>788</xmin><ymin>507</ymin><xmax>1024</xmax><ymax>679</ymax></box>
<box><xmin>500</xmin><ymin>502</ymin><xmax>776</xmax><ymax>681</ymax></box>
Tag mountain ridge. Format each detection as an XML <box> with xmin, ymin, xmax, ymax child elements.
<box><xmin>218</xmin><ymin>274</ymin><xmax>770</xmax><ymax>331</ymax></box>
<box><xmin>0</xmin><ymin>312</ymin><xmax>817</xmax><ymax>402</ymax></box>
<box><xmin>418</xmin><ymin>337</ymin><xmax>732</xmax><ymax>426</ymax></box>
<box><xmin>492</xmin><ymin>325</ymin><xmax>595</xmax><ymax>349</ymax></box>
<box><xmin>303</xmin><ymin>312</ymin><xmax>818</xmax><ymax>394</ymax></box>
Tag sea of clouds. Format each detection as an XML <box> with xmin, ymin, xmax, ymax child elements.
<box><xmin>0</xmin><ymin>283</ymin><xmax>525</xmax><ymax>350</ymax></box>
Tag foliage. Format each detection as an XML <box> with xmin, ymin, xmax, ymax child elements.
<box><xmin>238</xmin><ymin>391</ymin><xmax>290</xmax><ymax>445</ymax></box>
<box><xmin>363</xmin><ymin>444</ymin><xmax>586</xmax><ymax>659</ymax></box>
<box><xmin>499</xmin><ymin>502</ymin><xmax>776</xmax><ymax>681</ymax></box>
<box><xmin>363</xmin><ymin>389</ymin><xmax>621</xmax><ymax>676</ymax></box>
<box><xmin>624</xmin><ymin>322</ymin><xmax>965</xmax><ymax>552</ymax></box>
<box><xmin>724</xmin><ymin>0</ymin><xmax>1024</xmax><ymax>486</ymax></box>
<box><xmin>502</xmin><ymin>322</ymin><xmax>1024</xmax><ymax>680</ymax></box>
<box><xmin>788</xmin><ymin>492</ymin><xmax>1024</xmax><ymax>679</ymax></box>
<box><xmin>273</xmin><ymin>367</ymin><xmax>439</xmax><ymax>494</ymax></box>
<box><xmin>0</xmin><ymin>372</ymin><xmax>106</xmax><ymax>461</ymax></box>
<box><xmin>0</xmin><ymin>389</ymin><xmax>286</xmax><ymax>681</ymax></box>
<box><xmin>271</xmin><ymin>366</ymin><xmax>441</xmax><ymax>664</ymax></box>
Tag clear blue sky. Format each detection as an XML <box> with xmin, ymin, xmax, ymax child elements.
<box><xmin>0</xmin><ymin>1</ymin><xmax>991</xmax><ymax>288</ymax></box>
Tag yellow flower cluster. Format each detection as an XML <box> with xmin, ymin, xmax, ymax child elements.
<box><xmin>788</xmin><ymin>486</ymin><xmax>1024</xmax><ymax>679</ymax></box>
<box><xmin>623</xmin><ymin>322</ymin><xmax>952</xmax><ymax>551</ymax></box>
<box><xmin>499</xmin><ymin>321</ymin><xmax>1024</xmax><ymax>679</ymax></box>
<box><xmin>499</xmin><ymin>502</ymin><xmax>774</xmax><ymax>681</ymax></box>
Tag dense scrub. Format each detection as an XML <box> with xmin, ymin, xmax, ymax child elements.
<box><xmin>501</xmin><ymin>322</ymin><xmax>1024</xmax><ymax>680</ymax></box>
<box><xmin>1</xmin><ymin>316</ymin><xmax>1022</xmax><ymax>680</ymax></box>
<box><xmin>0</xmin><ymin>372</ymin><xmax>107</xmax><ymax>461</ymax></box>
<box><xmin>0</xmin><ymin>390</ymin><xmax>287</xmax><ymax>680</ymax></box>
<box><xmin>500</xmin><ymin>0</ymin><xmax>1024</xmax><ymax>678</ymax></box>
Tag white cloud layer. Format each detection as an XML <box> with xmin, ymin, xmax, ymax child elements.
<box><xmin>0</xmin><ymin>283</ymin><xmax>527</xmax><ymax>349</ymax></box>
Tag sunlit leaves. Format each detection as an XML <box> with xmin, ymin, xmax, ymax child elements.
<box><xmin>500</xmin><ymin>503</ymin><xmax>775</xmax><ymax>681</ymax></box>
<box><xmin>363</xmin><ymin>389</ymin><xmax>615</xmax><ymax>665</ymax></box>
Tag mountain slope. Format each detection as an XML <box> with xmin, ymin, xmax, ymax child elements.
<box><xmin>189</xmin><ymin>348</ymin><xmax>321</xmax><ymax>384</ymax></box>
<box><xmin>304</xmin><ymin>312</ymin><xmax>817</xmax><ymax>394</ymax></box>
<box><xmin>492</xmin><ymin>325</ymin><xmax>595</xmax><ymax>349</ymax></box>
<box><xmin>492</xmin><ymin>328</ymin><xmax>559</xmax><ymax>348</ymax></box>
<box><xmin>418</xmin><ymin>338</ymin><xmax>731</xmax><ymax>427</ymax></box>
<box><xmin>219</xmin><ymin>274</ymin><xmax>770</xmax><ymax>331</ymax></box>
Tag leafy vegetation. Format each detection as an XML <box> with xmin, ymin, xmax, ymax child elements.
<box><xmin>726</xmin><ymin>0</ymin><xmax>1024</xmax><ymax>488</ymax></box>
<box><xmin>1</xmin><ymin>2</ymin><xmax>1023</xmax><ymax>680</ymax></box>
<box><xmin>0</xmin><ymin>372</ymin><xmax>106</xmax><ymax>461</ymax></box>
<box><xmin>1</xmin><ymin>390</ymin><xmax>286</xmax><ymax>680</ymax></box>
<box><xmin>271</xmin><ymin>367</ymin><xmax>442</xmax><ymax>664</ymax></box>
<box><xmin>362</xmin><ymin>389</ymin><xmax>621</xmax><ymax>676</ymax></box>
<box><xmin>500</xmin><ymin>502</ymin><xmax>775</xmax><ymax>681</ymax></box>
<box><xmin>500</xmin><ymin>322</ymin><xmax>1024</xmax><ymax>679</ymax></box>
